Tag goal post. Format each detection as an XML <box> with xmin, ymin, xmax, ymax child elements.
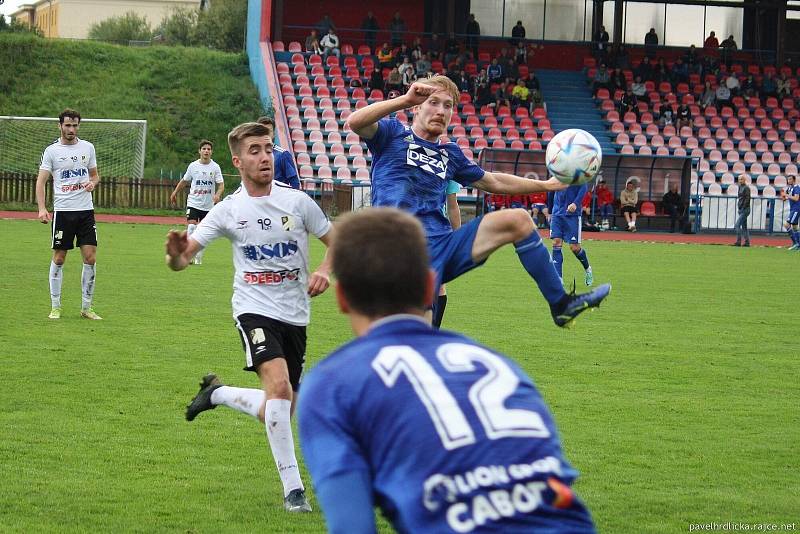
<box><xmin>0</xmin><ymin>116</ymin><xmax>147</xmax><ymax>180</ymax></box>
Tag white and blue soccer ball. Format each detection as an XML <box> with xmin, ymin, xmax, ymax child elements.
<box><xmin>545</xmin><ymin>129</ymin><xmax>603</xmax><ymax>186</ymax></box>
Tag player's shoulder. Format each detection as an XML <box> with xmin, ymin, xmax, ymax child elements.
<box><xmin>273</xmin><ymin>145</ymin><xmax>287</xmax><ymax>154</ymax></box>
<box><xmin>77</xmin><ymin>138</ymin><xmax>96</xmax><ymax>150</ymax></box>
<box><xmin>42</xmin><ymin>139</ymin><xmax>61</xmax><ymax>153</ymax></box>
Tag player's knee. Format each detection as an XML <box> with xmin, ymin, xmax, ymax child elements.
<box><xmin>508</xmin><ymin>208</ymin><xmax>535</xmax><ymax>239</ymax></box>
<box><xmin>266</xmin><ymin>378</ymin><xmax>293</xmax><ymax>401</ymax></box>
<box><xmin>570</xmin><ymin>244</ymin><xmax>582</xmax><ymax>253</ymax></box>
<box><xmin>552</xmin><ymin>238</ymin><xmax>563</xmax><ymax>247</ymax></box>
<box><xmin>793</xmin><ymin>224</ymin><xmax>799</xmax><ymax>232</ymax></box>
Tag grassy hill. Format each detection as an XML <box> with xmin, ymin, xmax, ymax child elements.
<box><xmin>0</xmin><ymin>33</ymin><xmax>265</xmax><ymax>178</ymax></box>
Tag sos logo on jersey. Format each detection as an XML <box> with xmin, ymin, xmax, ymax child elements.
<box><xmin>241</xmin><ymin>240</ymin><xmax>298</xmax><ymax>261</ymax></box>
<box><xmin>243</xmin><ymin>269</ymin><xmax>300</xmax><ymax>285</ymax></box>
<box><xmin>406</xmin><ymin>144</ymin><xmax>448</xmax><ymax>179</ymax></box>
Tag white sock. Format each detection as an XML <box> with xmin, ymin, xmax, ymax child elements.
<box><xmin>49</xmin><ymin>261</ymin><xmax>63</xmax><ymax>308</ymax></box>
<box><xmin>81</xmin><ymin>263</ymin><xmax>96</xmax><ymax>310</ymax></box>
<box><xmin>194</xmin><ymin>248</ymin><xmax>204</xmax><ymax>262</ymax></box>
<box><xmin>264</xmin><ymin>399</ymin><xmax>303</xmax><ymax>497</ymax></box>
<box><xmin>187</xmin><ymin>223</ymin><xmax>197</xmax><ymax>237</ymax></box>
<box><xmin>210</xmin><ymin>386</ymin><xmax>263</xmax><ymax>419</ymax></box>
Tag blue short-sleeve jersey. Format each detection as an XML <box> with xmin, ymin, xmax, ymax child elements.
<box><xmin>788</xmin><ymin>184</ymin><xmax>800</xmax><ymax>212</ymax></box>
<box><xmin>299</xmin><ymin>316</ymin><xmax>596</xmax><ymax>534</ymax></box>
<box><xmin>274</xmin><ymin>145</ymin><xmax>300</xmax><ymax>189</ymax></box>
<box><xmin>366</xmin><ymin>119</ymin><xmax>485</xmax><ymax>237</ymax></box>
<box><xmin>551</xmin><ymin>184</ymin><xmax>587</xmax><ymax>217</ymax></box>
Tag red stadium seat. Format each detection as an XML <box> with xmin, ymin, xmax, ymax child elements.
<box><xmin>640</xmin><ymin>201</ymin><xmax>656</xmax><ymax>216</ymax></box>
<box><xmin>288</xmin><ymin>42</ymin><xmax>302</xmax><ymax>52</ymax></box>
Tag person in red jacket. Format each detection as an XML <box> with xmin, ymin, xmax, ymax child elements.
<box><xmin>595</xmin><ymin>179</ymin><xmax>615</xmax><ymax>229</ymax></box>
<box><xmin>529</xmin><ymin>191</ymin><xmax>550</xmax><ymax>228</ymax></box>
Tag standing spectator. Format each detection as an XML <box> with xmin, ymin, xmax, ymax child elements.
<box><xmin>684</xmin><ymin>44</ymin><xmax>699</xmax><ymax>67</ymax></box>
<box><xmin>428</xmin><ymin>33</ymin><xmax>443</xmax><ymax>61</ymax></box>
<box><xmin>620</xmin><ymin>179</ymin><xmax>639</xmax><ymax>232</ymax></box>
<box><xmin>377</xmin><ymin>43</ymin><xmax>394</xmax><ymax>70</ymax></box>
<box><xmin>677</xmin><ymin>103</ymin><xmax>693</xmax><ymax>129</ymax></box>
<box><xmin>494</xmin><ymin>78</ymin><xmax>512</xmax><ymax>110</ymax></box>
<box><xmin>703</xmin><ymin>31</ymin><xmax>719</xmax><ymax>50</ymax></box>
<box><xmin>320</xmin><ymin>28</ymin><xmax>340</xmax><ymax>59</ymax></box>
<box><xmin>304</xmin><ymin>29</ymin><xmax>322</xmax><ymax>55</ymax></box>
<box><xmin>662</xmin><ymin>183</ymin><xmax>683</xmax><ymax>232</ymax></box>
<box><xmin>741</xmin><ymin>74</ymin><xmax>759</xmax><ymax>98</ymax></box>
<box><xmin>415</xmin><ymin>52</ymin><xmax>432</xmax><ymax>78</ymax></box>
<box><xmin>389</xmin><ymin>11</ymin><xmax>406</xmax><ymax>47</ymax></box>
<box><xmin>465</xmin><ymin>13</ymin><xmax>481</xmax><ymax>57</ymax></box>
<box><xmin>454</xmin><ymin>70</ymin><xmax>470</xmax><ymax>93</ymax></box>
<box><xmin>511</xmin><ymin>78</ymin><xmax>530</xmax><ymax>111</ymax></box>
<box><xmin>360</xmin><ymin>11</ymin><xmax>379</xmax><ymax>52</ymax></box>
<box><xmin>644</xmin><ymin>27</ymin><xmax>659</xmax><ymax>58</ymax></box>
<box><xmin>368</xmin><ymin>68</ymin><xmax>385</xmax><ymax>97</ymax></box>
<box><xmin>733</xmin><ymin>174</ymin><xmax>751</xmax><ymax>246</ymax></box>
<box><xmin>634</xmin><ymin>56</ymin><xmax>653</xmax><ymax>82</ymax></box>
<box><xmin>511</xmin><ymin>20</ymin><xmax>526</xmax><ymax>47</ymax></box>
<box><xmin>595</xmin><ymin>179</ymin><xmax>615</xmax><ymax>229</ymax></box>
<box><xmin>316</xmin><ymin>14</ymin><xmax>335</xmax><ymax>36</ymax></box>
<box><xmin>515</xmin><ymin>41</ymin><xmax>527</xmax><ymax>65</ymax></box>
<box><xmin>592</xmin><ymin>63</ymin><xmax>611</xmax><ymax>96</ymax></box>
<box><xmin>487</xmin><ymin>57</ymin><xmax>504</xmax><ymax>84</ymax></box>
<box><xmin>396</xmin><ymin>43</ymin><xmax>411</xmax><ymax>64</ymax></box>
<box><xmin>721</xmin><ymin>34</ymin><xmax>737</xmax><ymax>67</ymax></box>
<box><xmin>593</xmin><ymin>25</ymin><xmax>610</xmax><ymax>63</ymax></box>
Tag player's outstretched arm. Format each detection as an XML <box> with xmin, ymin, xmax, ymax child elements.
<box><xmin>35</xmin><ymin>169</ymin><xmax>52</xmax><ymax>224</ymax></box>
<box><xmin>169</xmin><ymin>180</ymin><xmax>188</xmax><ymax>206</ymax></box>
<box><xmin>345</xmin><ymin>81</ymin><xmax>442</xmax><ymax>139</ymax></box>
<box><xmin>165</xmin><ymin>230</ymin><xmax>202</xmax><ymax>271</ymax></box>
<box><xmin>315</xmin><ymin>471</ymin><xmax>377</xmax><ymax>534</ymax></box>
<box><xmin>308</xmin><ymin>228</ymin><xmax>335</xmax><ymax>297</ymax></box>
<box><xmin>213</xmin><ymin>181</ymin><xmax>224</xmax><ymax>204</ymax></box>
<box><xmin>84</xmin><ymin>167</ymin><xmax>100</xmax><ymax>193</ymax></box>
<box><xmin>472</xmin><ymin>171</ymin><xmax>568</xmax><ymax>195</ymax></box>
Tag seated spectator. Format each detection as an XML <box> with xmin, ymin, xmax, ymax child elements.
<box><xmin>741</xmin><ymin>74</ymin><xmax>759</xmax><ymax>99</ymax></box>
<box><xmin>725</xmin><ymin>72</ymin><xmax>740</xmax><ymax>96</ymax></box>
<box><xmin>619</xmin><ymin>87</ymin><xmax>638</xmax><ymax>116</ymax></box>
<box><xmin>473</xmin><ymin>69</ymin><xmax>492</xmax><ymax>106</ymax></box>
<box><xmin>515</xmin><ymin>41</ymin><xmax>527</xmax><ymax>65</ymax></box>
<box><xmin>529</xmin><ymin>191</ymin><xmax>549</xmax><ymax>228</ymax></box>
<box><xmin>504</xmin><ymin>57</ymin><xmax>519</xmax><ymax>82</ymax></box>
<box><xmin>377</xmin><ymin>43</ymin><xmax>394</xmax><ymax>70</ymax></box>
<box><xmin>525</xmin><ymin>70</ymin><xmax>540</xmax><ymax>91</ymax></box>
<box><xmin>396</xmin><ymin>43</ymin><xmax>411</xmax><ymax>65</ymax></box>
<box><xmin>634</xmin><ymin>56</ymin><xmax>653</xmax><ymax>82</ymax></box>
<box><xmin>410</xmin><ymin>37</ymin><xmax>424</xmax><ymax>62</ymax></box>
<box><xmin>761</xmin><ymin>73</ymin><xmax>778</xmax><ymax>99</ymax></box>
<box><xmin>677</xmin><ymin>103</ymin><xmax>692</xmax><ymax>129</ymax></box>
<box><xmin>595</xmin><ymin>179</ymin><xmax>614</xmax><ymax>230</ymax></box>
<box><xmin>777</xmin><ymin>72</ymin><xmax>791</xmax><ymax>99</ymax></box>
<box><xmin>427</xmin><ymin>33</ymin><xmax>443</xmax><ymax>61</ymax></box>
<box><xmin>495</xmin><ymin>79</ymin><xmax>512</xmax><ymax>109</ymax></box>
<box><xmin>511</xmin><ymin>79</ymin><xmax>530</xmax><ymax>111</ymax></box>
<box><xmin>610</xmin><ymin>68</ymin><xmax>626</xmax><ymax>94</ymax></box>
<box><xmin>654</xmin><ymin>58</ymin><xmax>671</xmax><ymax>84</ymax></box>
<box><xmin>703</xmin><ymin>31</ymin><xmax>719</xmax><ymax>50</ymax></box>
<box><xmin>671</xmin><ymin>57</ymin><xmax>689</xmax><ymax>84</ymax></box>
<box><xmin>385</xmin><ymin>67</ymin><xmax>402</xmax><ymax>92</ymax></box>
<box><xmin>700</xmin><ymin>81</ymin><xmax>716</xmax><ymax>109</ymax></box>
<box><xmin>620</xmin><ymin>180</ymin><xmax>639</xmax><ymax>232</ymax></box>
<box><xmin>610</xmin><ymin>44</ymin><xmax>630</xmax><ymax>70</ymax></box>
<box><xmin>455</xmin><ymin>70</ymin><xmax>471</xmax><ymax>93</ymax></box>
<box><xmin>658</xmin><ymin>106</ymin><xmax>675</xmax><ymax>127</ymax></box>
<box><xmin>592</xmin><ymin>63</ymin><xmax>611</xmax><ymax>96</ymax></box>
<box><xmin>305</xmin><ymin>29</ymin><xmax>323</xmax><ymax>55</ymax></box>
<box><xmin>401</xmin><ymin>64</ymin><xmax>416</xmax><ymax>92</ymax></box>
<box><xmin>662</xmin><ymin>183</ymin><xmax>683</xmax><ymax>233</ymax></box>
<box><xmin>398</xmin><ymin>57</ymin><xmax>413</xmax><ymax>78</ymax></box>
<box><xmin>581</xmin><ymin>189</ymin><xmax>596</xmax><ymax>227</ymax></box>
<box><xmin>684</xmin><ymin>44</ymin><xmax>699</xmax><ymax>68</ymax></box>
<box><xmin>368</xmin><ymin>68</ymin><xmax>385</xmax><ymax>96</ymax></box>
<box><xmin>487</xmin><ymin>58</ymin><xmax>504</xmax><ymax>84</ymax></box>
<box><xmin>320</xmin><ymin>28</ymin><xmax>341</xmax><ymax>59</ymax></box>
<box><xmin>632</xmin><ymin>75</ymin><xmax>649</xmax><ymax>103</ymax></box>
<box><xmin>715</xmin><ymin>83</ymin><xmax>731</xmax><ymax>110</ymax></box>
<box><xmin>529</xmin><ymin>88</ymin><xmax>544</xmax><ymax>110</ymax></box>
<box><xmin>415</xmin><ymin>53</ymin><xmax>432</xmax><ymax>78</ymax></box>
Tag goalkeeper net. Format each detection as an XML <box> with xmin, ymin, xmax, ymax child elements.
<box><xmin>0</xmin><ymin>116</ymin><xmax>147</xmax><ymax>179</ymax></box>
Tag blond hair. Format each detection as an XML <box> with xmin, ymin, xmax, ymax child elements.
<box><xmin>419</xmin><ymin>74</ymin><xmax>460</xmax><ymax>106</ymax></box>
<box><xmin>227</xmin><ymin>122</ymin><xmax>271</xmax><ymax>156</ymax></box>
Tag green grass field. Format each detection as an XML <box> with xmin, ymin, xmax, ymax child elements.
<box><xmin>1</xmin><ymin>218</ymin><xmax>797</xmax><ymax>533</ymax></box>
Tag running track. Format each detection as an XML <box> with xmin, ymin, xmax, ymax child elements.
<box><xmin>1</xmin><ymin>210</ymin><xmax>790</xmax><ymax>247</ymax></box>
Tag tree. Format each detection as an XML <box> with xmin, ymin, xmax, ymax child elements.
<box><xmin>192</xmin><ymin>0</ymin><xmax>247</xmax><ymax>52</ymax></box>
<box><xmin>88</xmin><ymin>12</ymin><xmax>152</xmax><ymax>44</ymax></box>
<box><xmin>154</xmin><ymin>8</ymin><xmax>198</xmax><ymax>47</ymax></box>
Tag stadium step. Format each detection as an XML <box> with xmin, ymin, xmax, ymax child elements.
<box><xmin>537</xmin><ymin>69</ymin><xmax>616</xmax><ymax>154</ymax></box>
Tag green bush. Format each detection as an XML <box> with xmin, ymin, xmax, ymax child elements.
<box><xmin>88</xmin><ymin>11</ymin><xmax>153</xmax><ymax>43</ymax></box>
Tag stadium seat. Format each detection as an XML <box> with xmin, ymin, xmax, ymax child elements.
<box><xmin>337</xmin><ymin>167</ymin><xmax>352</xmax><ymax>180</ymax></box>
<box><xmin>492</xmin><ymin>139</ymin><xmax>507</xmax><ymax>149</ymax></box>
<box><xmin>318</xmin><ymin>166</ymin><xmax>332</xmax><ymax>179</ymax></box>
<box><xmin>762</xmin><ymin>185</ymin><xmax>776</xmax><ymax>197</ymax></box>
<box><xmin>299</xmin><ymin>165</ymin><xmax>314</xmax><ymax>179</ymax></box>
<box><xmin>293</xmin><ymin>140</ymin><xmax>308</xmax><ymax>154</ymax></box>
<box><xmin>330</xmin><ymin>143</ymin><xmax>345</xmax><ymax>156</ymax></box>
<box><xmin>638</xmin><ymin>145</ymin><xmax>652</xmax><ymax>155</ymax></box>
<box><xmin>308</xmin><ymin>130</ymin><xmax>324</xmax><ymax>143</ymax></box>
<box><xmin>355</xmin><ymin>168</ymin><xmax>370</xmax><ymax>181</ymax></box>
<box><xmin>720</xmin><ymin>173</ymin><xmax>735</xmax><ymax>185</ymax></box>
<box><xmin>774</xmin><ymin>175</ymin><xmax>788</xmax><ymax>188</ymax></box>
<box><xmin>315</xmin><ymin>154</ymin><xmax>330</xmax><ymax>167</ymax></box>
<box><xmin>288</xmin><ymin>42</ymin><xmax>302</xmax><ymax>53</ymax></box>
<box><xmin>474</xmin><ymin>138</ymin><xmax>489</xmax><ymax>150</ymax></box>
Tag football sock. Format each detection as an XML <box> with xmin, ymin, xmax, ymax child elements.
<box><xmin>49</xmin><ymin>261</ymin><xmax>63</xmax><ymax>308</ymax></box>
<box><xmin>573</xmin><ymin>248</ymin><xmax>590</xmax><ymax>270</ymax></box>
<box><xmin>552</xmin><ymin>245</ymin><xmax>564</xmax><ymax>278</ymax></box>
<box><xmin>432</xmin><ymin>294</ymin><xmax>447</xmax><ymax>328</ymax></box>
<box><xmin>81</xmin><ymin>263</ymin><xmax>95</xmax><ymax>310</ymax></box>
<box><xmin>211</xmin><ymin>386</ymin><xmax>263</xmax><ymax>419</ymax></box>
<box><xmin>515</xmin><ymin>231</ymin><xmax>566</xmax><ymax>305</ymax></box>
<box><xmin>793</xmin><ymin>230</ymin><xmax>800</xmax><ymax>245</ymax></box>
<box><xmin>264</xmin><ymin>399</ymin><xmax>304</xmax><ymax>497</ymax></box>
<box><xmin>187</xmin><ymin>223</ymin><xmax>197</xmax><ymax>237</ymax></box>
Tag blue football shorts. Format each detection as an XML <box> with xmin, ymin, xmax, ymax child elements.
<box><xmin>550</xmin><ymin>214</ymin><xmax>582</xmax><ymax>244</ymax></box>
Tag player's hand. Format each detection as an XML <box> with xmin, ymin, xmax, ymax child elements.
<box><xmin>213</xmin><ymin>194</ymin><xmax>220</xmax><ymax>204</ymax></box>
<box><xmin>83</xmin><ymin>181</ymin><xmax>96</xmax><ymax>193</ymax></box>
<box><xmin>307</xmin><ymin>271</ymin><xmax>330</xmax><ymax>297</ymax></box>
<box><xmin>567</xmin><ymin>203</ymin><xmax>577</xmax><ymax>213</ymax></box>
<box><xmin>38</xmin><ymin>209</ymin><xmax>51</xmax><ymax>224</ymax></box>
<box><xmin>543</xmin><ymin>177</ymin><xmax>569</xmax><ymax>191</ymax></box>
<box><xmin>165</xmin><ymin>230</ymin><xmax>189</xmax><ymax>269</ymax></box>
<box><xmin>169</xmin><ymin>193</ymin><xmax>177</xmax><ymax>207</ymax></box>
<box><xmin>403</xmin><ymin>82</ymin><xmax>440</xmax><ymax>107</ymax></box>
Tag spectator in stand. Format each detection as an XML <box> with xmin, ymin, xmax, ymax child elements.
<box><xmin>410</xmin><ymin>37</ymin><xmax>424</xmax><ymax>62</ymax></box>
<box><xmin>455</xmin><ymin>70</ymin><xmax>471</xmax><ymax>93</ymax></box>
<box><xmin>741</xmin><ymin>74</ymin><xmax>758</xmax><ymax>98</ymax></box>
<box><xmin>530</xmin><ymin>87</ymin><xmax>544</xmax><ymax>110</ymax></box>
<box><xmin>662</xmin><ymin>183</ymin><xmax>683</xmax><ymax>233</ymax></box>
<box><xmin>610</xmin><ymin>68</ymin><xmax>626</xmax><ymax>94</ymax></box>
<box><xmin>415</xmin><ymin>53</ymin><xmax>432</xmax><ymax>78</ymax></box>
<box><xmin>634</xmin><ymin>56</ymin><xmax>653</xmax><ymax>82</ymax></box>
<box><xmin>684</xmin><ymin>44</ymin><xmax>699</xmax><ymax>68</ymax></box>
<box><xmin>402</xmin><ymin>64</ymin><xmax>417</xmax><ymax>93</ymax></box>
<box><xmin>619</xmin><ymin>87</ymin><xmax>638</xmax><ymax>116</ymax></box>
<box><xmin>389</xmin><ymin>12</ymin><xmax>406</xmax><ymax>47</ymax></box>
<box><xmin>595</xmin><ymin>179</ymin><xmax>614</xmax><ymax>230</ymax></box>
<box><xmin>777</xmin><ymin>72</ymin><xmax>792</xmax><ymax>99</ymax></box>
<box><xmin>316</xmin><ymin>14</ymin><xmax>336</xmax><ymax>36</ymax></box>
<box><xmin>474</xmin><ymin>71</ymin><xmax>493</xmax><ymax>106</ymax></box>
<box><xmin>529</xmin><ymin>191</ymin><xmax>549</xmax><ymax>229</ymax></box>
<box><xmin>511</xmin><ymin>20</ymin><xmax>526</xmax><ymax>47</ymax></box>
<box><xmin>368</xmin><ymin>68</ymin><xmax>385</xmax><ymax>97</ymax></box>
<box><xmin>495</xmin><ymin>79</ymin><xmax>512</xmax><ymax>110</ymax></box>
<box><xmin>465</xmin><ymin>13</ymin><xmax>481</xmax><ymax>57</ymax></box>
<box><xmin>361</xmin><ymin>12</ymin><xmax>380</xmax><ymax>52</ymax></box>
<box><xmin>320</xmin><ymin>28</ymin><xmax>341</xmax><ymax>59</ymax></box>
<box><xmin>715</xmin><ymin>83</ymin><xmax>731</xmax><ymax>111</ymax></box>
<box><xmin>644</xmin><ymin>28</ymin><xmax>658</xmax><ymax>58</ymax></box>
<box><xmin>700</xmin><ymin>81</ymin><xmax>716</xmax><ymax>110</ymax></box>
<box><xmin>658</xmin><ymin>105</ymin><xmax>675</xmax><ymax>127</ymax></box>
<box><xmin>593</xmin><ymin>25</ymin><xmax>610</xmax><ymax>63</ymax></box>
<box><xmin>733</xmin><ymin>174</ymin><xmax>751</xmax><ymax>247</ymax></box>
<box><xmin>428</xmin><ymin>33</ymin><xmax>443</xmax><ymax>61</ymax></box>
<box><xmin>398</xmin><ymin>56</ymin><xmax>413</xmax><ymax>78</ymax></box>
<box><xmin>703</xmin><ymin>31</ymin><xmax>719</xmax><ymax>50</ymax></box>
<box><xmin>632</xmin><ymin>75</ymin><xmax>648</xmax><ymax>103</ymax></box>
<box><xmin>504</xmin><ymin>57</ymin><xmax>519</xmax><ymax>81</ymax></box>
<box><xmin>526</xmin><ymin>71</ymin><xmax>541</xmax><ymax>91</ymax></box>
<box><xmin>377</xmin><ymin>43</ymin><xmax>394</xmax><ymax>70</ymax></box>
<box><xmin>385</xmin><ymin>67</ymin><xmax>403</xmax><ymax>93</ymax></box>
<box><xmin>395</xmin><ymin>43</ymin><xmax>411</xmax><ymax>65</ymax></box>
<box><xmin>610</xmin><ymin>44</ymin><xmax>630</xmax><ymax>70</ymax></box>
<box><xmin>305</xmin><ymin>29</ymin><xmax>322</xmax><ymax>55</ymax></box>
<box><xmin>677</xmin><ymin>103</ymin><xmax>692</xmax><ymax>129</ymax></box>
<box><xmin>511</xmin><ymin>78</ymin><xmax>530</xmax><ymax>111</ymax></box>
<box><xmin>581</xmin><ymin>188</ymin><xmax>595</xmax><ymax>227</ymax></box>
<box><xmin>654</xmin><ymin>58</ymin><xmax>670</xmax><ymax>85</ymax></box>
<box><xmin>487</xmin><ymin>57</ymin><xmax>504</xmax><ymax>84</ymax></box>
<box><xmin>725</xmin><ymin>72</ymin><xmax>740</xmax><ymax>96</ymax></box>
<box><xmin>701</xmin><ymin>55</ymin><xmax>720</xmax><ymax>79</ymax></box>
<box><xmin>620</xmin><ymin>180</ymin><xmax>639</xmax><ymax>232</ymax></box>
<box><xmin>444</xmin><ymin>33</ymin><xmax>461</xmax><ymax>66</ymax></box>
<box><xmin>592</xmin><ymin>63</ymin><xmax>611</xmax><ymax>96</ymax></box>
<box><xmin>720</xmin><ymin>34</ymin><xmax>737</xmax><ymax>67</ymax></box>
<box><xmin>671</xmin><ymin>56</ymin><xmax>689</xmax><ymax>84</ymax></box>
<box><xmin>515</xmin><ymin>41</ymin><xmax>528</xmax><ymax>65</ymax></box>
<box><xmin>761</xmin><ymin>73</ymin><xmax>778</xmax><ymax>99</ymax></box>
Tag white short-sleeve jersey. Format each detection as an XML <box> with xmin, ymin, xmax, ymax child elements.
<box><xmin>39</xmin><ymin>139</ymin><xmax>97</xmax><ymax>211</ymax></box>
<box><xmin>182</xmin><ymin>159</ymin><xmax>224</xmax><ymax>211</ymax></box>
<box><xmin>191</xmin><ymin>182</ymin><xmax>331</xmax><ymax>325</ymax></box>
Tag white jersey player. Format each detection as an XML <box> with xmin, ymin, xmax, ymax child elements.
<box><xmin>169</xmin><ymin>139</ymin><xmax>224</xmax><ymax>264</ymax></box>
<box><xmin>165</xmin><ymin>121</ymin><xmax>334</xmax><ymax>514</ymax></box>
<box><xmin>35</xmin><ymin>108</ymin><xmax>102</xmax><ymax>320</ymax></box>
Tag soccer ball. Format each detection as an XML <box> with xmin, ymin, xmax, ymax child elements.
<box><xmin>545</xmin><ymin>129</ymin><xmax>603</xmax><ymax>186</ymax></box>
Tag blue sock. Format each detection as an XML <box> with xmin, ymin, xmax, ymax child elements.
<box><xmin>573</xmin><ymin>248</ymin><xmax>590</xmax><ymax>270</ymax></box>
<box><xmin>787</xmin><ymin>228</ymin><xmax>794</xmax><ymax>244</ymax></box>
<box><xmin>793</xmin><ymin>230</ymin><xmax>800</xmax><ymax>245</ymax></box>
<box><xmin>552</xmin><ymin>245</ymin><xmax>563</xmax><ymax>277</ymax></box>
<box><xmin>515</xmin><ymin>232</ymin><xmax>566</xmax><ymax>305</ymax></box>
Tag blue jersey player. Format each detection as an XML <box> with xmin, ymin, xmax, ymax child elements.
<box><xmin>257</xmin><ymin>116</ymin><xmax>300</xmax><ymax>189</ymax></box>
<box><xmin>298</xmin><ymin>207</ymin><xmax>597</xmax><ymax>534</ymax></box>
<box><xmin>345</xmin><ymin>76</ymin><xmax>610</xmax><ymax>327</ymax></box>
<box><xmin>782</xmin><ymin>175</ymin><xmax>800</xmax><ymax>250</ymax></box>
<box><xmin>551</xmin><ymin>184</ymin><xmax>594</xmax><ymax>286</ymax></box>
